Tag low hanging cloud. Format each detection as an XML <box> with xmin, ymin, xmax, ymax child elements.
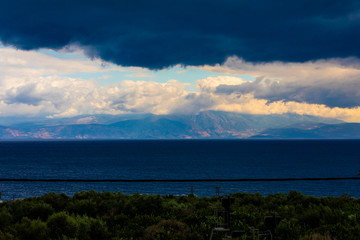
<box><xmin>1</xmin><ymin>48</ymin><xmax>360</xmax><ymax>123</ymax></box>
<box><xmin>215</xmin><ymin>77</ymin><xmax>360</xmax><ymax>108</ymax></box>
<box><xmin>196</xmin><ymin>76</ymin><xmax>246</xmax><ymax>92</ymax></box>
<box><xmin>93</xmin><ymin>80</ymin><xmax>190</xmax><ymax>116</ymax></box>
<box><xmin>200</xmin><ymin>57</ymin><xmax>360</xmax><ymax>108</ymax></box>
<box><xmin>0</xmin><ymin>48</ymin><xmax>113</xmax><ymax>117</ymax></box>
<box><xmin>1</xmin><ymin>1</ymin><xmax>360</xmax><ymax>68</ymax></box>
<box><xmin>2</xmin><ymin>70</ymin><xmax>360</xmax><ymax>123</ymax></box>
<box><xmin>5</xmin><ymin>84</ymin><xmax>40</xmax><ymax>106</ymax></box>
<box><xmin>0</xmin><ymin>49</ymin><xmax>190</xmax><ymax>117</ymax></box>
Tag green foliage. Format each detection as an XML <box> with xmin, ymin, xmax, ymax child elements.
<box><xmin>67</xmin><ymin>199</ymin><xmax>97</xmax><ymax>217</ymax></box>
<box><xmin>277</xmin><ymin>218</ymin><xmax>302</xmax><ymax>240</ymax></box>
<box><xmin>39</xmin><ymin>192</ymin><xmax>70</xmax><ymax>211</ymax></box>
<box><xmin>75</xmin><ymin>215</ymin><xmax>109</xmax><ymax>240</ymax></box>
<box><xmin>300</xmin><ymin>233</ymin><xmax>335</xmax><ymax>240</ymax></box>
<box><xmin>5</xmin><ymin>200</ymin><xmax>53</xmax><ymax>222</ymax></box>
<box><xmin>47</xmin><ymin>212</ymin><xmax>78</xmax><ymax>239</ymax></box>
<box><xmin>0</xmin><ymin>190</ymin><xmax>359</xmax><ymax>239</ymax></box>
<box><xmin>143</xmin><ymin>219</ymin><xmax>201</xmax><ymax>240</ymax></box>
<box><xmin>0</xmin><ymin>207</ymin><xmax>13</xmax><ymax>229</ymax></box>
<box><xmin>0</xmin><ymin>230</ymin><xmax>16</xmax><ymax>240</ymax></box>
<box><xmin>15</xmin><ymin>217</ymin><xmax>48</xmax><ymax>240</ymax></box>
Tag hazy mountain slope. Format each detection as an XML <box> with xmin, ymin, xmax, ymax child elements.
<box><xmin>0</xmin><ymin>111</ymin><xmax>344</xmax><ymax>139</ymax></box>
<box><xmin>170</xmin><ymin>111</ymin><xmax>343</xmax><ymax>138</ymax></box>
<box><xmin>314</xmin><ymin>123</ymin><xmax>360</xmax><ymax>138</ymax></box>
<box><xmin>109</xmin><ymin>117</ymin><xmax>191</xmax><ymax>138</ymax></box>
<box><xmin>251</xmin><ymin>122</ymin><xmax>360</xmax><ymax>139</ymax></box>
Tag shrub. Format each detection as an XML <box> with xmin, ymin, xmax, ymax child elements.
<box><xmin>0</xmin><ymin>208</ymin><xmax>13</xmax><ymax>229</ymax></box>
<box><xmin>47</xmin><ymin>212</ymin><xmax>78</xmax><ymax>239</ymax></box>
<box><xmin>15</xmin><ymin>217</ymin><xmax>48</xmax><ymax>240</ymax></box>
<box><xmin>143</xmin><ymin>219</ymin><xmax>201</xmax><ymax>240</ymax></box>
<box><xmin>0</xmin><ymin>230</ymin><xmax>16</xmax><ymax>240</ymax></box>
<box><xmin>300</xmin><ymin>233</ymin><xmax>335</xmax><ymax>240</ymax></box>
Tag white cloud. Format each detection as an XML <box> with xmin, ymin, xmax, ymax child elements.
<box><xmin>0</xmin><ymin>48</ymin><xmax>120</xmax><ymax>77</ymax></box>
<box><xmin>208</xmin><ymin>93</ymin><xmax>360</xmax><ymax>123</ymax></box>
<box><xmin>194</xmin><ymin>56</ymin><xmax>360</xmax><ymax>108</ymax></box>
<box><xmin>196</xmin><ymin>76</ymin><xmax>246</xmax><ymax>92</ymax></box>
<box><xmin>75</xmin><ymin>116</ymin><xmax>97</xmax><ymax>124</ymax></box>
<box><xmin>126</xmin><ymin>72</ymin><xmax>155</xmax><ymax>78</ymax></box>
<box><xmin>198</xmin><ymin>56</ymin><xmax>360</xmax><ymax>83</ymax></box>
<box><xmin>1</xmin><ymin>47</ymin><xmax>360</xmax><ymax>123</ymax></box>
<box><xmin>95</xmin><ymin>80</ymin><xmax>191</xmax><ymax>115</ymax></box>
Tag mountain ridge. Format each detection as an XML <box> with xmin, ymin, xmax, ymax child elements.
<box><xmin>251</xmin><ymin>122</ymin><xmax>360</xmax><ymax>139</ymax></box>
<box><xmin>0</xmin><ymin>111</ymin><xmax>348</xmax><ymax>139</ymax></box>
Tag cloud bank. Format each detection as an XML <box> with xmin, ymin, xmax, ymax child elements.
<box><xmin>200</xmin><ymin>57</ymin><xmax>360</xmax><ymax>108</ymax></box>
<box><xmin>1</xmin><ymin>0</ymin><xmax>360</xmax><ymax>68</ymax></box>
<box><xmin>1</xmin><ymin>48</ymin><xmax>360</xmax><ymax>123</ymax></box>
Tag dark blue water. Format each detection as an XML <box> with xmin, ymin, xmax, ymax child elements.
<box><xmin>0</xmin><ymin>140</ymin><xmax>359</xmax><ymax>201</ymax></box>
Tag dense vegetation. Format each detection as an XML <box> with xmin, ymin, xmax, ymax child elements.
<box><xmin>0</xmin><ymin>191</ymin><xmax>359</xmax><ymax>240</ymax></box>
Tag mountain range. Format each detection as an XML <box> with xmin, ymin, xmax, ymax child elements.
<box><xmin>0</xmin><ymin>111</ymin><xmax>358</xmax><ymax>139</ymax></box>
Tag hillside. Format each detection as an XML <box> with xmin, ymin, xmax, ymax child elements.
<box><xmin>0</xmin><ymin>111</ymin><xmax>343</xmax><ymax>139</ymax></box>
<box><xmin>251</xmin><ymin>122</ymin><xmax>360</xmax><ymax>139</ymax></box>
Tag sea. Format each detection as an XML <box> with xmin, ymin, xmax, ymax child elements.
<box><xmin>0</xmin><ymin>140</ymin><xmax>359</xmax><ymax>201</ymax></box>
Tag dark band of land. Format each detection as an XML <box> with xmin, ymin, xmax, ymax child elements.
<box><xmin>0</xmin><ymin>177</ymin><xmax>359</xmax><ymax>182</ymax></box>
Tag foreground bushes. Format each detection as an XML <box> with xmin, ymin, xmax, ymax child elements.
<box><xmin>0</xmin><ymin>191</ymin><xmax>359</xmax><ymax>239</ymax></box>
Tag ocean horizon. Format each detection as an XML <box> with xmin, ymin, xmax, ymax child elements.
<box><xmin>1</xmin><ymin>139</ymin><xmax>359</xmax><ymax>201</ymax></box>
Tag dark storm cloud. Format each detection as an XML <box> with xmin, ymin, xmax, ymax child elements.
<box><xmin>1</xmin><ymin>0</ymin><xmax>360</xmax><ymax>68</ymax></box>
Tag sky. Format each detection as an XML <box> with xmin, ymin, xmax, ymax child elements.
<box><xmin>0</xmin><ymin>0</ymin><xmax>360</xmax><ymax>122</ymax></box>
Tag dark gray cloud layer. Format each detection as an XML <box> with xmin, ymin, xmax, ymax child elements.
<box><xmin>216</xmin><ymin>78</ymin><xmax>360</xmax><ymax>108</ymax></box>
<box><xmin>1</xmin><ymin>0</ymin><xmax>360</xmax><ymax>68</ymax></box>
